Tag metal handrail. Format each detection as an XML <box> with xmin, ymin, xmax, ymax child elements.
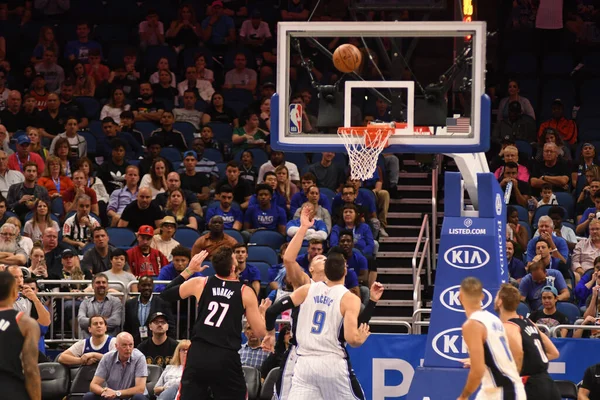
<box><xmin>412</xmin><ymin>215</ymin><xmax>431</xmax><ymax>321</ymax></box>
<box><xmin>369</xmin><ymin>319</ymin><xmax>412</xmax><ymax>334</ymax></box>
<box><xmin>549</xmin><ymin>324</ymin><xmax>600</xmax><ymax>338</ymax></box>
<box><xmin>536</xmin><ymin>324</ymin><xmax>550</xmax><ymax>335</ymax></box>
<box><xmin>411</xmin><ymin>308</ymin><xmax>431</xmax><ymax>334</ymax></box>
<box><xmin>431</xmin><ymin>154</ymin><xmax>441</xmax><ymax>271</ymax></box>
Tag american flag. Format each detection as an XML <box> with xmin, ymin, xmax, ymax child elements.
<box><xmin>445</xmin><ymin>117</ymin><xmax>471</xmax><ymax>134</ymax></box>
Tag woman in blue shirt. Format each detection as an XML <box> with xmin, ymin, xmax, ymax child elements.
<box><xmin>330</xmin><ymin>204</ymin><xmax>375</xmax><ymax>256</ymax></box>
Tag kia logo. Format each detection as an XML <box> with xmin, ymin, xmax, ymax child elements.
<box><xmin>443</xmin><ymin>245</ymin><xmax>490</xmax><ymax>269</ymax></box>
<box><xmin>440</xmin><ymin>285</ymin><xmax>493</xmax><ymax>312</ymax></box>
<box><xmin>432</xmin><ymin>327</ymin><xmax>469</xmax><ymax>362</ymax></box>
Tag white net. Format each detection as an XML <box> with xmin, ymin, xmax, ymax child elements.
<box><xmin>337</xmin><ymin>127</ymin><xmax>394</xmax><ymax>180</ymax></box>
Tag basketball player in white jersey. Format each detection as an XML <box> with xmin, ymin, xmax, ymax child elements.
<box><xmin>458</xmin><ymin>277</ymin><xmax>526</xmax><ymax>400</ymax></box>
<box><xmin>270</xmin><ymin>205</ymin><xmax>383</xmax><ymax>399</ymax></box>
<box><xmin>264</xmin><ymin>251</ymin><xmax>371</xmax><ymax>400</ymax></box>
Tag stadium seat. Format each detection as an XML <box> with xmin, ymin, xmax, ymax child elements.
<box><xmin>202</xmin><ymin>261</ymin><xmax>216</xmax><ymax>276</ymax></box>
<box><xmin>225</xmin><ymin>229</ymin><xmax>244</xmax><ymax>243</ymax></box>
<box><xmin>556</xmin><ymin>302</ymin><xmax>581</xmax><ymax>324</ymax></box>
<box><xmin>580</xmin><ymin>79</ymin><xmax>600</xmax><ymax>107</ymax></box>
<box><xmin>318</xmin><ymin>187</ymin><xmax>336</xmax><ymax>204</ymax></box>
<box><xmin>518</xmin><ymin>221</ymin><xmax>532</xmax><ymax>240</ymax></box>
<box><xmin>77</xmin><ymin>97</ymin><xmax>101</xmax><ymax>120</ymax></box>
<box><xmin>234</xmin><ymin>148</ymin><xmax>269</xmax><ymax>167</ymax></box>
<box><xmin>174</xmin><ymin>122</ymin><xmax>196</xmax><ymax>148</ymax></box>
<box><xmin>144</xmin><ymin>46</ymin><xmax>178</xmax><ymax>75</ymax></box>
<box><xmin>504</xmin><ymin>52</ymin><xmax>537</xmax><ymax>76</ymax></box>
<box><xmin>106</xmin><ymin>227</ymin><xmax>137</xmax><ymax>248</ymax></box>
<box><xmin>204</xmin><ymin>148</ymin><xmax>224</xmax><ymax>163</ymax></box>
<box><xmin>516</xmin><ymin>302</ymin><xmax>530</xmax><ymax>318</ymax></box>
<box><xmin>513</xmin><ymin>205</ymin><xmax>529</xmax><ymax>222</ymax></box>
<box><xmin>563</xmin><ymin>221</ymin><xmax>576</xmax><ymax>233</ymax></box>
<box><xmin>136</xmin><ymin>121</ymin><xmax>159</xmax><ymax>141</ymax></box>
<box><xmin>146</xmin><ymin>364</ymin><xmax>163</xmax><ymax>398</ymax></box>
<box><xmin>260</xmin><ymin>367</ymin><xmax>280</xmax><ymax>400</ymax></box>
<box><xmin>554</xmin><ymin>380</ymin><xmax>577</xmax><ymax>399</ymax></box>
<box><xmin>285</xmin><ymin>152</ymin><xmax>309</xmax><ymax>172</ymax></box>
<box><xmin>88</xmin><ymin>120</ymin><xmax>103</xmax><ymax>138</ymax></box>
<box><xmin>541</xmin><ymin>52</ymin><xmax>574</xmax><ymax>77</ymax></box>
<box><xmin>39</xmin><ymin>362</ymin><xmax>70</xmax><ymax>400</ymax></box>
<box><xmin>248</xmin><ymin>246</ymin><xmax>278</xmax><ymax>266</ymax></box>
<box><xmin>514</xmin><ymin>140</ymin><xmax>533</xmax><ymax>160</ymax></box>
<box><xmin>68</xmin><ymin>365</ymin><xmax>99</xmax><ymax>400</ymax></box>
<box><xmin>532</xmin><ymin>205</ymin><xmax>569</xmax><ymax>228</ymax></box>
<box><xmin>79</xmin><ymin>131</ymin><xmax>97</xmax><ymax>155</ymax></box>
<box><xmin>249</xmin><ymin>231</ymin><xmax>286</xmax><ymax>249</ymax></box>
<box><xmin>160</xmin><ymin>147</ymin><xmax>183</xmax><ymax>164</ymax></box>
<box><xmin>51</xmin><ymin>197</ymin><xmax>65</xmax><ymax>219</ymax></box>
<box><xmin>252</xmin><ymin>261</ymin><xmax>272</xmax><ymax>285</ymax></box>
<box><xmin>216</xmin><ymin>162</ymin><xmax>228</xmax><ymax>180</ymax></box>
<box><xmin>242</xmin><ymin>366</ymin><xmax>261</xmax><ymax>400</ymax></box>
<box><xmin>174</xmin><ymin>227</ymin><xmax>200</xmax><ymax>249</ymax></box>
<box><xmin>208</xmin><ymin>122</ymin><xmax>234</xmax><ymax>143</ymax></box>
<box><xmin>553</xmin><ymin>192</ymin><xmax>575</xmax><ymax>220</ymax></box>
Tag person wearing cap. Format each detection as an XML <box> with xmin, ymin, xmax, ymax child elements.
<box><xmin>191</xmin><ymin>216</ymin><xmax>239</xmax><ymax>259</ymax></box>
<box><xmin>0</xmin><ymin>90</ymin><xmax>28</xmax><ymax>134</ymax></box>
<box><xmin>137</xmin><ymin>312</ymin><xmax>179</xmax><ymax>368</ymax></box>
<box><xmin>154</xmin><ymin>245</ymin><xmax>207</xmax><ymax>292</ymax></box>
<box><xmin>151</xmin><ymin>216</ymin><xmax>180</xmax><ymax>261</ymax></box>
<box><xmin>201</xmin><ymin>1</ymin><xmax>235</xmax><ymax>48</ymax></box>
<box><xmin>240</xmin><ymin>10</ymin><xmax>272</xmax><ymax>49</ymax></box>
<box><xmin>78</xmin><ymin>273</ymin><xmax>123</xmax><ymax>338</ymax></box>
<box><xmin>7</xmin><ymin>134</ymin><xmax>45</xmax><ymax>174</ymax></box>
<box><xmin>190</xmin><ymin>138</ymin><xmax>220</xmax><ymax>183</ymax></box>
<box><xmin>96</xmin><ymin>116</ymin><xmax>143</xmax><ymax>161</ymax></box>
<box><xmin>223</xmin><ymin>52</ymin><xmax>257</xmax><ymax>93</ymax></box>
<box><xmin>62</xmin><ymin>194</ymin><xmax>101</xmax><ymax>251</ymax></box>
<box><xmin>176</xmin><ymin>67</ymin><xmax>214</xmax><ymax>103</ymax></box>
<box><xmin>491</xmin><ymin>100</ymin><xmax>537</xmax><ymax>148</ymax></box>
<box><xmin>538</xmin><ymin>98</ymin><xmax>578</xmax><ymax>145</ymax></box>
<box><xmin>173</xmin><ymin>89</ymin><xmax>204</xmax><ymax>129</ymax></box>
<box><xmin>519</xmin><ymin>260</ymin><xmax>569</xmax><ymax>310</ymax></box>
<box><xmin>29</xmin><ymin>72</ymin><xmax>49</xmax><ymax>111</ymax></box>
<box><xmin>179</xmin><ymin>148</ymin><xmax>212</xmax><ymax>202</ymax></box>
<box><xmin>54</xmin><ymin>248</ymin><xmax>93</xmax><ymax>329</ymax></box>
<box><xmin>127</xmin><ymin>225</ymin><xmax>169</xmax><ymax>277</ymax></box>
<box><xmin>529</xmin><ymin>285</ymin><xmax>569</xmax><ymax>337</ymax></box>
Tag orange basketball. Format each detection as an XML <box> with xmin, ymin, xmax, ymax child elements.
<box><xmin>333</xmin><ymin>44</ymin><xmax>362</xmax><ymax>73</ymax></box>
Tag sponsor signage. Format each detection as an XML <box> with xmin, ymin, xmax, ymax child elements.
<box><xmin>439</xmin><ymin>285</ymin><xmax>493</xmax><ymax>312</ymax></box>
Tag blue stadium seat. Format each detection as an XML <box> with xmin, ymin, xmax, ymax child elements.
<box><xmin>223</xmin><ymin>89</ymin><xmax>255</xmax><ymax>108</ymax></box>
<box><xmin>556</xmin><ymin>302</ymin><xmax>581</xmax><ymax>324</ymax></box>
<box><xmin>173</xmin><ymin>121</ymin><xmax>196</xmax><ymax>147</ymax></box>
<box><xmin>134</xmin><ymin>121</ymin><xmax>158</xmax><ymax>141</ymax></box>
<box><xmin>518</xmin><ymin>221</ymin><xmax>532</xmax><ymax>239</ymax></box>
<box><xmin>216</xmin><ymin>162</ymin><xmax>228</xmax><ymax>180</ymax></box>
<box><xmin>77</xmin><ymin>97</ymin><xmax>101</xmax><ymax>120</ymax></box>
<box><xmin>224</xmin><ymin>229</ymin><xmax>244</xmax><ymax>243</ymax></box>
<box><xmin>554</xmin><ymin>192</ymin><xmax>575</xmax><ymax>220</ymax></box>
<box><xmin>505</xmin><ymin>53</ymin><xmax>537</xmax><ymax>76</ymax></box>
<box><xmin>226</xmin><ymin>100</ymin><xmax>249</xmax><ymax>117</ymax></box>
<box><xmin>202</xmin><ymin>261</ymin><xmax>215</xmax><ymax>277</ymax></box>
<box><xmin>580</xmin><ymin>79</ymin><xmax>600</xmax><ymax>107</ymax></box>
<box><xmin>204</xmin><ymin>148</ymin><xmax>223</xmax><ymax>163</ymax></box>
<box><xmin>285</xmin><ymin>152</ymin><xmax>309</xmax><ymax>173</ymax></box>
<box><xmin>248</xmin><ymin>246</ymin><xmax>278</xmax><ymax>266</ymax></box>
<box><xmin>541</xmin><ymin>52</ymin><xmax>574</xmax><ymax>76</ymax></box>
<box><xmin>51</xmin><ymin>197</ymin><xmax>65</xmax><ymax>219</ymax></box>
<box><xmin>160</xmin><ymin>148</ymin><xmax>182</xmax><ymax>164</ymax></box>
<box><xmin>318</xmin><ymin>187</ymin><xmax>336</xmax><ymax>204</ymax></box>
<box><xmin>208</xmin><ymin>122</ymin><xmax>233</xmax><ymax>143</ymax></box>
<box><xmin>532</xmin><ymin>205</ymin><xmax>569</xmax><ymax>228</ymax></box>
<box><xmin>252</xmin><ymin>261</ymin><xmax>271</xmax><ymax>285</ymax></box>
<box><xmin>513</xmin><ymin>205</ymin><xmax>529</xmax><ymax>222</ymax></box>
<box><xmin>249</xmin><ymin>231</ymin><xmax>286</xmax><ymax>249</ymax></box>
<box><xmin>79</xmin><ymin>131</ymin><xmax>97</xmax><ymax>155</ymax></box>
<box><xmin>144</xmin><ymin>46</ymin><xmax>178</xmax><ymax>74</ymax></box>
<box><xmin>514</xmin><ymin>140</ymin><xmax>533</xmax><ymax>160</ymax></box>
<box><xmin>234</xmin><ymin>148</ymin><xmax>269</xmax><ymax>167</ymax></box>
<box><xmin>516</xmin><ymin>302</ymin><xmax>530</xmax><ymax>318</ymax></box>
<box><xmin>577</xmin><ymin>117</ymin><xmax>600</xmax><ymax>142</ymax></box>
<box><xmin>105</xmin><ymin>227</ymin><xmax>137</xmax><ymax>248</ymax></box>
<box><xmin>174</xmin><ymin>227</ymin><xmax>200</xmax><ymax>249</ymax></box>
<box><xmin>89</xmin><ymin>120</ymin><xmax>103</xmax><ymax>138</ymax></box>
<box><xmin>516</xmin><ymin>79</ymin><xmax>539</xmax><ymax>111</ymax></box>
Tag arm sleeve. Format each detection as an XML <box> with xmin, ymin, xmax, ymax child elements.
<box><xmin>265</xmin><ymin>295</ymin><xmax>296</xmax><ymax>331</ymax></box>
<box><xmin>572</xmin><ymin>242</ymin><xmax>582</xmax><ymax>270</ymax></box>
<box><xmin>518</xmin><ymin>278</ymin><xmax>529</xmax><ymax>298</ymax></box>
<box><xmin>358</xmin><ymin>300</ymin><xmax>377</xmax><ymax>325</ymax></box>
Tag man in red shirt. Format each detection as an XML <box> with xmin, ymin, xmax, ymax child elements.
<box><xmin>62</xmin><ymin>169</ymin><xmax>99</xmax><ymax>215</ymax></box>
<box><xmin>127</xmin><ymin>225</ymin><xmax>168</xmax><ymax>277</ymax></box>
<box><xmin>7</xmin><ymin>135</ymin><xmax>44</xmax><ymax>174</ymax></box>
<box><xmin>537</xmin><ymin>99</ymin><xmax>578</xmax><ymax>144</ymax></box>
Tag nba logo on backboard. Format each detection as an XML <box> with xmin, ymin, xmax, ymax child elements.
<box><xmin>289</xmin><ymin>104</ymin><xmax>302</xmax><ymax>134</ymax></box>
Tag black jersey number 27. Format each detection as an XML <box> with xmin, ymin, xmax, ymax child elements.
<box><xmin>204</xmin><ymin>301</ymin><xmax>230</xmax><ymax>327</ymax></box>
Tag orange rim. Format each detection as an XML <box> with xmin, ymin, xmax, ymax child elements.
<box><xmin>338</xmin><ymin>127</ymin><xmax>394</xmax><ymax>148</ymax></box>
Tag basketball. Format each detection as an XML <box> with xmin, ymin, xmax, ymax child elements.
<box><xmin>333</xmin><ymin>44</ymin><xmax>362</xmax><ymax>73</ymax></box>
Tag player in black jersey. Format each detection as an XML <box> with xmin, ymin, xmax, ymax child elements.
<box><xmin>160</xmin><ymin>248</ymin><xmax>270</xmax><ymax>400</ymax></box>
<box><xmin>0</xmin><ymin>270</ymin><xmax>41</xmax><ymax>400</ymax></box>
<box><xmin>495</xmin><ymin>284</ymin><xmax>562</xmax><ymax>400</ymax></box>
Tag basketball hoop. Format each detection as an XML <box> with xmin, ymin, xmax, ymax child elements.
<box><xmin>337</xmin><ymin>126</ymin><xmax>394</xmax><ymax>180</ymax></box>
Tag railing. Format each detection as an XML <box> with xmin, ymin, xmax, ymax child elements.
<box><xmin>411</xmin><ymin>308</ymin><xmax>431</xmax><ymax>335</ymax></box>
<box><xmin>412</xmin><ymin>214</ymin><xmax>431</xmax><ymax>318</ymax></box>
<box><xmin>549</xmin><ymin>324</ymin><xmax>600</xmax><ymax>338</ymax></box>
<box><xmin>369</xmin><ymin>319</ymin><xmax>412</xmax><ymax>334</ymax></box>
<box><xmin>431</xmin><ymin>154</ymin><xmax>441</xmax><ymax>270</ymax></box>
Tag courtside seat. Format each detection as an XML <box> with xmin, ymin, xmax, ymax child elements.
<box><xmin>242</xmin><ymin>366</ymin><xmax>261</xmax><ymax>400</ymax></box>
<box><xmin>39</xmin><ymin>362</ymin><xmax>70</xmax><ymax>400</ymax></box>
<box><xmin>68</xmin><ymin>365</ymin><xmax>98</xmax><ymax>400</ymax></box>
<box><xmin>260</xmin><ymin>367</ymin><xmax>280</xmax><ymax>400</ymax></box>
<box><xmin>146</xmin><ymin>364</ymin><xmax>163</xmax><ymax>400</ymax></box>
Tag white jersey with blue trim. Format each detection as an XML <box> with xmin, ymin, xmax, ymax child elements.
<box><xmin>468</xmin><ymin>310</ymin><xmax>526</xmax><ymax>399</ymax></box>
<box><xmin>295</xmin><ymin>281</ymin><xmax>348</xmax><ymax>358</ymax></box>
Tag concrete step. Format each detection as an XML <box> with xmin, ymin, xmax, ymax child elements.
<box><xmin>382</xmin><ymin>283</ymin><xmax>423</xmax><ymax>291</ymax></box>
<box><xmin>388</xmin><ymin>212</ymin><xmax>426</xmax><ymax>219</ymax></box>
<box><xmin>397</xmin><ymin>185</ymin><xmax>432</xmax><ymax>191</ymax></box>
<box><xmin>378</xmin><ymin>251</ymin><xmax>420</xmax><ymax>258</ymax></box>
<box><xmin>390</xmin><ymin>198</ymin><xmax>433</xmax><ymax>205</ymax></box>
<box><xmin>378</xmin><ymin>267</ymin><xmax>420</xmax><ymax>275</ymax></box>
<box><xmin>399</xmin><ymin>172</ymin><xmax>429</xmax><ymax>179</ymax></box>
<box><xmin>377</xmin><ymin>299</ymin><xmax>414</xmax><ymax>307</ymax></box>
<box><xmin>379</xmin><ymin>236</ymin><xmax>421</xmax><ymax>243</ymax></box>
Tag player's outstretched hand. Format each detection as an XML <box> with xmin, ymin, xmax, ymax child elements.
<box><xmin>188</xmin><ymin>251</ymin><xmax>209</xmax><ymax>273</ymax></box>
<box><xmin>369</xmin><ymin>282</ymin><xmax>384</xmax><ymax>302</ymax></box>
<box><xmin>460</xmin><ymin>358</ymin><xmax>471</xmax><ymax>369</ymax></box>
<box><xmin>261</xmin><ymin>332</ymin><xmax>275</xmax><ymax>353</ymax></box>
<box><xmin>357</xmin><ymin>323</ymin><xmax>370</xmax><ymax>345</ymax></box>
<box><xmin>300</xmin><ymin>205</ymin><xmax>314</xmax><ymax>228</ymax></box>
<box><xmin>259</xmin><ymin>298</ymin><xmax>272</xmax><ymax>316</ymax></box>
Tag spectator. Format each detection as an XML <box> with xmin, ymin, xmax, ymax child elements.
<box><xmin>8</xmin><ymin>162</ymin><xmax>48</xmax><ymax>221</ymax></box>
<box><xmin>49</xmin><ymin>116</ymin><xmax>87</xmax><ymax>158</ymax></box>
<box><xmin>71</xmin><ymin>61</ymin><xmax>95</xmax><ymax>97</ymax></box>
<box><xmin>223</xmin><ymin>52</ymin><xmax>257</xmax><ymax>93</ymax></box>
<box><xmin>573</xmin><ymin>219</ymin><xmax>600</xmax><ymax>281</ymax></box>
<box><xmin>201</xmin><ymin>1</ymin><xmax>235</xmax><ymax>48</ymax></box>
<box><xmin>240</xmin><ymin>10</ymin><xmax>272</xmax><ymax>49</ymax></box>
<box><xmin>177</xmin><ymin>67</ymin><xmax>214</xmax><ymax>102</ymax></box>
<box><xmin>206</xmin><ymin>185</ymin><xmax>243</xmax><ymax>230</ymax></box>
<box><xmin>257</xmin><ymin>151</ymin><xmax>300</xmax><ymax>185</ymax></box>
<box><xmin>331</xmin><ymin>243</ymin><xmax>364</xmax><ymax>296</ymax></box>
<box><xmin>36</xmin><ymin>92</ymin><xmax>63</xmax><ymax>137</ymax></box>
<box><xmin>281</xmin><ymin>0</ymin><xmax>310</xmax><ymax>20</ymax></box>
<box><xmin>194</xmin><ymin>54</ymin><xmax>214</xmax><ymax>83</ymax></box>
<box><xmin>85</xmin><ymin>49</ymin><xmax>109</xmax><ymax>85</ymax></box>
<box><xmin>0</xmin><ymin>90</ymin><xmax>26</xmax><ymax>133</ymax></box>
<box><xmin>78</xmin><ymin>273</ymin><xmax>123</xmax><ymax>338</ymax></box>
<box><xmin>191</xmin><ymin>216</ymin><xmax>239</xmax><ymax>258</ymax></box>
<box><xmin>150</xmin><ymin>111</ymin><xmax>187</xmax><ymax>151</ymax></box>
<box><xmin>59</xmin><ymin>80</ymin><xmax>89</xmax><ymax>129</ymax></box>
<box><xmin>349</xmin><ymin>177</ymin><xmax>388</xmax><ymax>237</ymax></box>
<box><xmin>330</xmin><ymin>204</ymin><xmax>375</xmax><ymax>257</ymax></box>
<box><xmin>492</xmin><ymin>101</ymin><xmax>537</xmax><ymax>146</ymax></box>
<box><xmin>286</xmin><ymin>202</ymin><xmax>328</xmax><ymax>243</ymax></box>
<box><xmin>31</xmin><ymin>26</ymin><xmax>59</xmax><ymax>65</ymax></box>
<box><xmin>98</xmin><ymin>139</ymin><xmax>131</xmax><ymax>194</ymax></box>
<box><xmin>535</xmin><ymin>206</ymin><xmax>576</xmax><ymax>251</ymax></box>
<box><xmin>574</xmin><ymin>145</ymin><xmax>599</xmax><ymax>192</ymax></box>
<box><xmin>166</xmin><ymin>4</ymin><xmax>201</xmax><ymax>52</ymax></box>
<box><xmin>85</xmin><ymin>332</ymin><xmax>148</xmax><ymax>400</ymax></box>
<box><xmin>173</xmin><ymin>90</ymin><xmax>203</xmax><ymax>129</ymax></box>
<box><xmin>151</xmin><ymin>217</ymin><xmax>180</xmax><ymax>261</ymax></box>
<box><xmin>0</xmin><ymin>149</ymin><xmax>23</xmax><ymax>197</ymax></box>
<box><xmin>109</xmin><ymin>64</ymin><xmax>140</xmax><ymax>102</ymax></box>
<box><xmin>575</xmin><ymin>258</ymin><xmax>600</xmax><ymax>308</ymax></box>
<box><xmin>41</xmin><ymin>227</ymin><xmax>65</xmax><ymax>278</ymax></box>
<box><xmin>82</xmin><ymin>227</ymin><xmax>126</xmax><ymax>275</ymax></box>
<box><xmin>258</xmin><ymin>97</ymin><xmax>271</xmax><ymax>133</ymax></box>
<box><xmin>100</xmin><ymin>88</ymin><xmax>131</xmax><ymax>124</ymax></box>
<box><xmin>527</xmin><ymin>229</ymin><xmax>567</xmax><ymax>275</ymax></box>
<box><xmin>239</xmin><ymin>150</ymin><xmax>258</xmax><ymax>184</ymax></box>
<box><xmin>22</xmin><ymin>199</ymin><xmax>58</xmax><ymax>242</ymax></box>
<box><xmin>52</xmin><ymin>137</ymin><xmax>75</xmax><ymax>177</ymax></box>
<box><xmin>292</xmin><ymin>185</ymin><xmax>332</xmax><ymax>232</ymax></box>
<box><xmin>332</xmin><ymin>183</ymin><xmax>375</xmax><ymax>227</ymax></box>
<box><xmin>120</xmin><ymin>111</ymin><xmax>145</xmax><ymax>146</ymax></box>
<box><xmin>506</xmin><ymin>206</ymin><xmax>528</xmax><ymax>253</ymax></box>
<box><xmin>534</xmin><ymin>127</ymin><xmax>572</xmax><ymax>163</ymax></box>
<box><xmin>0</xmin><ymin>124</ymin><xmax>11</xmax><ymax>156</ymax></box>
<box><xmin>57</xmin><ymin>315</ymin><xmax>116</xmax><ymax>366</ymax></box>
<box><xmin>64</xmin><ymin>21</ymin><xmax>102</xmax><ymax>63</ymax></box>
<box><xmin>244</xmin><ymin>184</ymin><xmax>287</xmax><ymax>236</ymax></box>
<box><xmin>34</xmin><ymin>48</ymin><xmax>64</xmax><ymax>92</ymax></box>
<box><xmin>290</xmin><ymin>172</ymin><xmax>331</xmax><ymax>216</ymax></box>
<box><xmin>29</xmin><ymin>73</ymin><xmax>48</xmax><ymax>111</ymax></box>
<box><xmin>118</xmin><ymin>187</ymin><xmax>164</xmax><ymax>232</ymax></box>
<box><xmin>578</xmin><ymin>191</ymin><xmax>600</xmax><ymax>236</ymax></box>
<box><xmin>260</xmin><ymin>324</ymin><xmax>290</xmax><ymax>379</ymax></box>
<box><xmin>63</xmin><ymin>169</ymin><xmax>99</xmax><ymax>215</ymax></box>
<box><xmin>530</xmin><ymin>184</ymin><xmax>558</xmax><ymax>216</ymax></box>
<box><xmin>27</xmin><ymin>245</ymin><xmax>48</xmax><ymax>280</ymax></box>
<box><xmin>8</xmin><ymin>265</ymin><xmax>50</xmax><ymax>327</ymax></box>
<box><xmin>62</xmin><ymin>195</ymin><xmax>101</xmax><ymax>251</ymax></box>
<box><xmin>201</xmin><ymin>91</ymin><xmax>238</xmax><ymax>126</ymax></box>
<box><xmin>133</xmin><ymin>82</ymin><xmax>165</xmax><ymax>122</ymax></box>
<box><xmin>239</xmin><ymin>321</ymin><xmax>268</xmax><ymax>369</ymax></box>
<box><xmin>519</xmin><ymin>261</ymin><xmax>569</xmax><ymax>310</ymax></box>
<box><xmin>498</xmin><ymin>79</ymin><xmax>536</xmax><ymax>121</ymax></box>
<box><xmin>152</xmin><ymin>70</ymin><xmax>178</xmax><ymax>104</ymax></box>
<box><xmin>493</xmin><ymin>146</ymin><xmax>530</xmax><ymax>183</ymax></box>
<box><xmin>137</xmin><ymin>312</ymin><xmax>178</xmax><ymax>369</ymax></box>
<box><xmin>248</xmin><ymin>171</ymin><xmax>286</xmax><ymax>210</ymax></box>
<box><xmin>51</xmin><ymin>249</ymin><xmax>91</xmax><ymax>327</ymax></box>
<box><xmin>149</xmin><ymin>58</ymin><xmax>176</xmax><ymax>88</ymax></box>
<box><xmin>530</xmin><ymin>142</ymin><xmax>570</xmax><ymax>194</ymax></box>
<box><xmin>7</xmin><ymin>135</ymin><xmax>44</xmax><ymax>175</ymax></box>
<box><xmin>124</xmin><ymin>276</ymin><xmax>175</xmax><ymax>346</ymax></box>
<box><xmin>574</xmin><ymin>286</ymin><xmax>600</xmax><ymax>339</ymax></box>
<box><xmin>234</xmin><ymin>243</ymin><xmax>261</xmax><ymax>295</ymax></box>
<box><xmin>506</xmin><ymin>240</ymin><xmax>526</xmax><ymax>284</ymax></box>
<box><xmin>27</xmin><ymin>127</ymin><xmax>47</xmax><ymax>161</ymax></box>
<box><xmin>537</xmin><ymin>98</ymin><xmax>577</xmax><ymax>145</ymax></box>
<box><xmin>308</xmin><ymin>152</ymin><xmax>346</xmax><ymax>193</ymax></box>
<box><xmin>103</xmin><ymin>249</ymin><xmax>137</xmax><ymax>293</ymax></box>
<box><xmin>578</xmin><ymin>362</ymin><xmax>600</xmax><ymax>398</ymax></box>
<box><xmin>163</xmin><ymin>189</ymin><xmax>198</xmax><ymax>230</ymax></box>
<box><xmin>216</xmin><ymin>161</ymin><xmax>252</xmax><ymax>210</ymax></box>
<box><xmin>275</xmin><ymin>165</ymin><xmax>299</xmax><ymax>212</ymax></box>
<box><xmin>139</xmin><ymin>9</ymin><xmax>165</xmax><ymax>49</ymax></box>
<box><xmin>127</xmin><ymin>225</ymin><xmax>168</xmax><ymax>277</ymax></box>
<box><xmin>140</xmin><ymin>157</ymin><xmax>169</xmax><ymax>200</ymax></box>
<box><xmin>528</xmin><ymin>286</ymin><xmax>569</xmax><ymax>337</ymax></box>
<box><xmin>178</xmin><ymin>150</ymin><xmax>211</xmax><ymax>202</ymax></box>
<box><xmin>187</xmin><ymin>140</ymin><xmax>219</xmax><ymax>184</ymax></box>
<box><xmin>153</xmin><ymin>340</ymin><xmax>190</xmax><ymax>400</ymax></box>
<box><xmin>155</xmin><ymin>245</ymin><xmax>206</xmax><ymax>292</ymax></box>
<box><xmin>8</xmin><ymin>216</ymin><xmax>32</xmax><ymax>256</ymax></box>
<box><xmin>78</xmin><ymin>157</ymin><xmax>110</xmax><ymax>205</ymax></box>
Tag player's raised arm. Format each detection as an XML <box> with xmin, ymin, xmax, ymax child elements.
<box><xmin>358</xmin><ymin>282</ymin><xmax>384</xmax><ymax>324</ymax></box>
<box><xmin>341</xmin><ymin>291</ymin><xmax>370</xmax><ymax>347</ymax></box>
<box><xmin>503</xmin><ymin>321</ymin><xmax>524</xmax><ymax>372</ymax></box>
<box><xmin>242</xmin><ymin>289</ymin><xmax>271</xmax><ymax>338</ymax></box>
<box><xmin>283</xmin><ymin>206</ymin><xmax>312</xmax><ymax>289</ymax></box>
<box><xmin>457</xmin><ymin>320</ymin><xmax>487</xmax><ymax>400</ymax></box>
<box><xmin>160</xmin><ymin>251</ymin><xmax>209</xmax><ymax>302</ymax></box>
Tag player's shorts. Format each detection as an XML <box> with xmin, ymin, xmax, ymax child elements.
<box><xmin>287</xmin><ymin>354</ymin><xmax>365</xmax><ymax>400</ymax></box>
<box><xmin>524</xmin><ymin>373</ymin><xmax>561</xmax><ymax>400</ymax></box>
<box><xmin>275</xmin><ymin>345</ymin><xmax>298</xmax><ymax>399</ymax></box>
<box><xmin>474</xmin><ymin>383</ymin><xmax>527</xmax><ymax>400</ymax></box>
<box><xmin>0</xmin><ymin>379</ymin><xmax>29</xmax><ymax>400</ymax></box>
<box><xmin>176</xmin><ymin>341</ymin><xmax>247</xmax><ymax>400</ymax></box>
